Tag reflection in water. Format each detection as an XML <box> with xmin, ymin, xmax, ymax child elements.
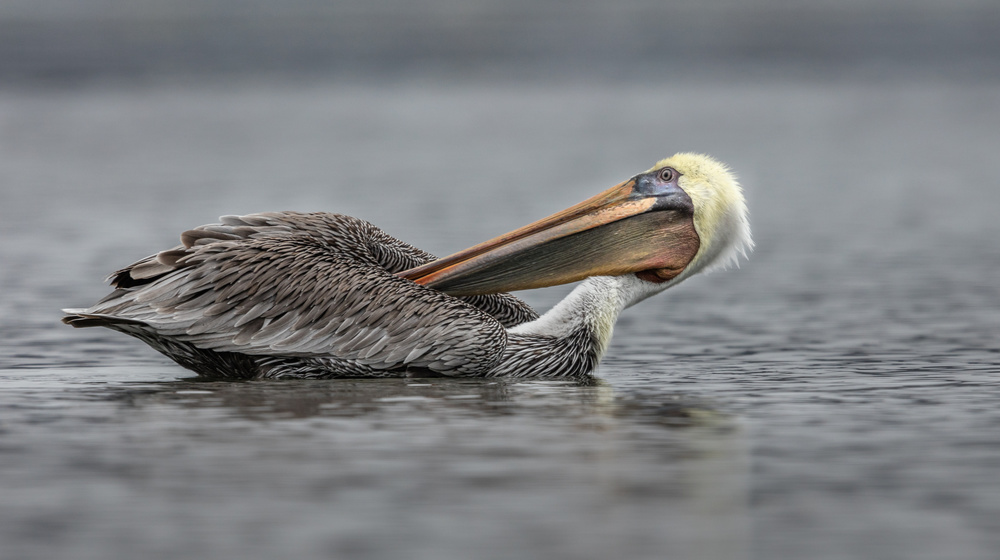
<box><xmin>113</xmin><ymin>377</ymin><xmax>603</xmax><ymax>419</ymax></box>
<box><xmin>5</xmin><ymin>374</ymin><xmax>749</xmax><ymax>560</ymax></box>
<box><xmin>98</xmin><ymin>375</ymin><xmax>732</xmax><ymax>430</ymax></box>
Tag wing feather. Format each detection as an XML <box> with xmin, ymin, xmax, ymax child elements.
<box><xmin>70</xmin><ymin>212</ymin><xmax>537</xmax><ymax>376</ymax></box>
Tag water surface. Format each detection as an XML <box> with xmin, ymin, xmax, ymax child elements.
<box><xmin>1</xmin><ymin>81</ymin><xmax>999</xmax><ymax>559</ymax></box>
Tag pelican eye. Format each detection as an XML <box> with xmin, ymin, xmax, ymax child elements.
<box><xmin>658</xmin><ymin>167</ymin><xmax>676</xmax><ymax>182</ymax></box>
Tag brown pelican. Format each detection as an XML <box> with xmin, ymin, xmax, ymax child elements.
<box><xmin>63</xmin><ymin>153</ymin><xmax>751</xmax><ymax>379</ymax></box>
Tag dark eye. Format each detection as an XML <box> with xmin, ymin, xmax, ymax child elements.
<box><xmin>658</xmin><ymin>167</ymin><xmax>676</xmax><ymax>182</ymax></box>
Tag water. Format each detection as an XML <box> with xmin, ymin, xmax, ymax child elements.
<box><xmin>2</xmin><ymin>80</ymin><xmax>999</xmax><ymax>559</ymax></box>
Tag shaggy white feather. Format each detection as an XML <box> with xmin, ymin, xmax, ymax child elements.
<box><xmin>652</xmin><ymin>153</ymin><xmax>753</xmax><ymax>275</ymax></box>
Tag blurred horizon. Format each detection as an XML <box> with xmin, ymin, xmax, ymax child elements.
<box><xmin>2</xmin><ymin>0</ymin><xmax>998</xmax><ymax>86</ymax></box>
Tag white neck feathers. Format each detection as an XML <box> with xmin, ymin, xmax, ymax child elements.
<box><xmin>508</xmin><ymin>275</ymin><xmax>663</xmax><ymax>361</ymax></box>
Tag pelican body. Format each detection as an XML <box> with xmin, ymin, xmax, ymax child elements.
<box><xmin>63</xmin><ymin>153</ymin><xmax>751</xmax><ymax>379</ymax></box>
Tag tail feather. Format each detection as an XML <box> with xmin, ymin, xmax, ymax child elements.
<box><xmin>61</xmin><ymin>310</ymin><xmax>146</xmax><ymax>329</ymax></box>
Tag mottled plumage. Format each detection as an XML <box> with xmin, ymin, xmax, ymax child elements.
<box><xmin>65</xmin><ymin>212</ymin><xmax>540</xmax><ymax>378</ymax></box>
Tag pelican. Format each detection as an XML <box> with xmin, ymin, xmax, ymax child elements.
<box><xmin>63</xmin><ymin>153</ymin><xmax>751</xmax><ymax>379</ymax></box>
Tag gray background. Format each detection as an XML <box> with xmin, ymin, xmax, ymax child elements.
<box><xmin>1</xmin><ymin>0</ymin><xmax>998</xmax><ymax>83</ymax></box>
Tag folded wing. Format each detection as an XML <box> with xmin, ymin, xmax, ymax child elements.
<box><xmin>64</xmin><ymin>212</ymin><xmax>537</xmax><ymax>375</ymax></box>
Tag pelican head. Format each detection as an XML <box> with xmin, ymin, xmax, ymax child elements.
<box><xmin>400</xmin><ymin>153</ymin><xmax>751</xmax><ymax>296</ymax></box>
